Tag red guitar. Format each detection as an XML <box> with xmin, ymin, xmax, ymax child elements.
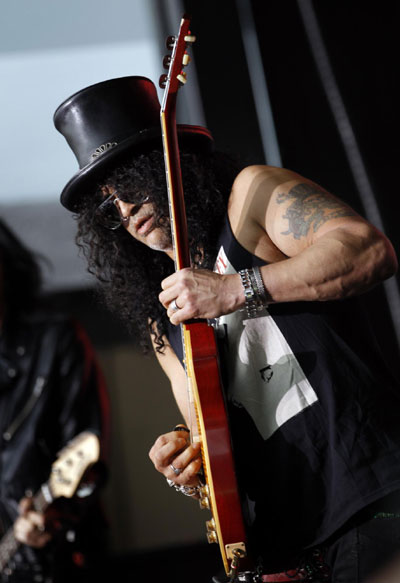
<box><xmin>159</xmin><ymin>15</ymin><xmax>248</xmax><ymax>578</ymax></box>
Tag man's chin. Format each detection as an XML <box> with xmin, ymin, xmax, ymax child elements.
<box><xmin>145</xmin><ymin>230</ymin><xmax>173</xmax><ymax>254</ymax></box>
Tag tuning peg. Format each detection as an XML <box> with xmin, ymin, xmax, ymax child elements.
<box><xmin>182</xmin><ymin>53</ymin><xmax>191</xmax><ymax>66</ymax></box>
<box><xmin>166</xmin><ymin>35</ymin><xmax>175</xmax><ymax>50</ymax></box>
<box><xmin>163</xmin><ymin>55</ymin><xmax>171</xmax><ymax>69</ymax></box>
<box><xmin>184</xmin><ymin>34</ymin><xmax>196</xmax><ymax>44</ymax></box>
<box><xmin>177</xmin><ymin>72</ymin><xmax>187</xmax><ymax>85</ymax></box>
<box><xmin>159</xmin><ymin>74</ymin><xmax>168</xmax><ymax>89</ymax></box>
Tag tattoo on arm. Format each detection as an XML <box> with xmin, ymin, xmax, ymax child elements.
<box><xmin>277</xmin><ymin>183</ymin><xmax>357</xmax><ymax>240</ymax></box>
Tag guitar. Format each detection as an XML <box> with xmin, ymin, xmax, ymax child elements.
<box><xmin>159</xmin><ymin>15</ymin><xmax>248</xmax><ymax>578</ymax></box>
<box><xmin>0</xmin><ymin>431</ymin><xmax>100</xmax><ymax>574</ymax></box>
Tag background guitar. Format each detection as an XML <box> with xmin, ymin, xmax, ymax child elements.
<box><xmin>0</xmin><ymin>431</ymin><xmax>100</xmax><ymax>575</ymax></box>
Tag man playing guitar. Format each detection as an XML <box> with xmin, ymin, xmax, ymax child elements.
<box><xmin>54</xmin><ymin>49</ymin><xmax>400</xmax><ymax>582</ymax></box>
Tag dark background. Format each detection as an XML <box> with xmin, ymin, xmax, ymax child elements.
<box><xmin>174</xmin><ymin>0</ymin><xmax>400</xmax><ymax>370</ymax></box>
<box><xmin>181</xmin><ymin>0</ymin><xmax>399</xmax><ymax>238</ymax></box>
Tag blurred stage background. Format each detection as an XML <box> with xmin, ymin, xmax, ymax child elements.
<box><xmin>1</xmin><ymin>1</ymin><xmax>399</xmax><ymax>581</ymax></box>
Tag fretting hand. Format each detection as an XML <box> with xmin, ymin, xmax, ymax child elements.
<box><xmin>13</xmin><ymin>497</ymin><xmax>52</xmax><ymax>548</ymax></box>
<box><xmin>159</xmin><ymin>267</ymin><xmax>243</xmax><ymax>325</ymax></box>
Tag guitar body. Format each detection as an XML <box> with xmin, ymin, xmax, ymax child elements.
<box><xmin>183</xmin><ymin>321</ymin><xmax>247</xmax><ymax>573</ymax></box>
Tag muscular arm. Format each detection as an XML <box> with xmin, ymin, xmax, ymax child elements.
<box><xmin>160</xmin><ymin>165</ymin><xmax>397</xmax><ymax>323</ymax></box>
<box><xmin>234</xmin><ymin>166</ymin><xmax>397</xmax><ymax>303</ymax></box>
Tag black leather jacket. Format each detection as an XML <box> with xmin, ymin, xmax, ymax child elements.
<box><xmin>0</xmin><ymin>312</ymin><xmax>109</xmax><ymax>582</ymax></box>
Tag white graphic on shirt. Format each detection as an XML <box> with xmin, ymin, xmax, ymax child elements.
<box><xmin>215</xmin><ymin>245</ymin><xmax>318</xmax><ymax>440</ymax></box>
<box><xmin>215</xmin><ymin>245</ymin><xmax>229</xmax><ymax>275</ymax></box>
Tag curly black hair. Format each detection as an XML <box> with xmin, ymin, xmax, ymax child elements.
<box><xmin>75</xmin><ymin>149</ymin><xmax>240</xmax><ymax>353</ymax></box>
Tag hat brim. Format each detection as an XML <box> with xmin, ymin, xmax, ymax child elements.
<box><xmin>60</xmin><ymin>124</ymin><xmax>214</xmax><ymax>211</ymax></box>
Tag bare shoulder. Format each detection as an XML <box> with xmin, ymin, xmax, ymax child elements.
<box><xmin>230</xmin><ymin>165</ymin><xmax>289</xmax><ymax>201</ymax></box>
<box><xmin>228</xmin><ymin>165</ymin><xmax>305</xmax><ymax>218</ymax></box>
<box><xmin>227</xmin><ymin>165</ymin><xmax>311</xmax><ymax>260</ymax></box>
<box><xmin>227</xmin><ymin>164</ymin><xmax>379</xmax><ymax>259</ymax></box>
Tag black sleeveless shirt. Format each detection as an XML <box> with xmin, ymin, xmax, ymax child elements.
<box><xmin>167</xmin><ymin>215</ymin><xmax>400</xmax><ymax>568</ymax></box>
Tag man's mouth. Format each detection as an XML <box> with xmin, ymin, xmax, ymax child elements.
<box><xmin>134</xmin><ymin>214</ymin><xmax>155</xmax><ymax>235</ymax></box>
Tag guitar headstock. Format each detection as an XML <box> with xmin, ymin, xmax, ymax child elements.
<box><xmin>49</xmin><ymin>432</ymin><xmax>100</xmax><ymax>499</ymax></box>
<box><xmin>160</xmin><ymin>14</ymin><xmax>196</xmax><ymax>112</ymax></box>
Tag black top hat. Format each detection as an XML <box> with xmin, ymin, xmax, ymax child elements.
<box><xmin>54</xmin><ymin>76</ymin><xmax>214</xmax><ymax>211</ymax></box>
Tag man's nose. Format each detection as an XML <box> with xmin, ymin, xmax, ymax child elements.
<box><xmin>116</xmin><ymin>200</ymin><xmax>138</xmax><ymax>220</ymax></box>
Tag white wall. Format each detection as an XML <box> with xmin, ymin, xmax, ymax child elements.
<box><xmin>0</xmin><ymin>0</ymin><xmax>161</xmax><ymax>290</ymax></box>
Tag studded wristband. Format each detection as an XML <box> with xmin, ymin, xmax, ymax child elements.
<box><xmin>238</xmin><ymin>269</ymin><xmax>258</xmax><ymax>318</ymax></box>
<box><xmin>238</xmin><ymin>267</ymin><xmax>267</xmax><ymax>319</ymax></box>
<box><xmin>252</xmin><ymin>266</ymin><xmax>268</xmax><ymax>303</ymax></box>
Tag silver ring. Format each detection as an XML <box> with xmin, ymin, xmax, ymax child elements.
<box><xmin>170</xmin><ymin>299</ymin><xmax>181</xmax><ymax>312</ymax></box>
<box><xmin>170</xmin><ymin>464</ymin><xmax>182</xmax><ymax>476</ymax></box>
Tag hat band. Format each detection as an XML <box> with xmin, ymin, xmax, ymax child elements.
<box><xmin>90</xmin><ymin>141</ymin><xmax>118</xmax><ymax>160</ymax></box>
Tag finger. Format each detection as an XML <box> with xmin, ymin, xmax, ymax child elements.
<box><xmin>159</xmin><ymin>287</ymin><xmax>177</xmax><ymax>308</ymax></box>
<box><xmin>149</xmin><ymin>436</ymin><xmax>188</xmax><ymax>472</ymax></box>
<box><xmin>169</xmin><ymin>303</ymin><xmax>198</xmax><ymax>325</ymax></box>
<box><xmin>160</xmin><ymin>271</ymin><xmax>179</xmax><ymax>291</ymax></box>
<box><xmin>14</xmin><ymin>517</ymin><xmax>51</xmax><ymax>548</ymax></box>
<box><xmin>170</xmin><ymin>456</ymin><xmax>203</xmax><ymax>487</ymax></box>
<box><xmin>168</xmin><ymin>442</ymin><xmax>202</xmax><ymax>480</ymax></box>
<box><xmin>160</xmin><ymin>268</ymin><xmax>194</xmax><ymax>306</ymax></box>
<box><xmin>18</xmin><ymin>529</ymin><xmax>51</xmax><ymax>548</ymax></box>
<box><xmin>166</xmin><ymin>299</ymin><xmax>186</xmax><ymax>321</ymax></box>
<box><xmin>26</xmin><ymin>510</ymin><xmax>46</xmax><ymax>530</ymax></box>
<box><xmin>19</xmin><ymin>497</ymin><xmax>33</xmax><ymax>514</ymax></box>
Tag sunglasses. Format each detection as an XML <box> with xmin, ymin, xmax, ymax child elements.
<box><xmin>94</xmin><ymin>192</ymin><xmax>150</xmax><ymax>230</ymax></box>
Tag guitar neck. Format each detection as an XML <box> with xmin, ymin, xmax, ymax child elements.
<box><xmin>161</xmin><ymin>109</ymin><xmax>191</xmax><ymax>271</ymax></box>
<box><xmin>0</xmin><ymin>486</ymin><xmax>51</xmax><ymax>571</ymax></box>
<box><xmin>160</xmin><ymin>15</ymin><xmax>193</xmax><ymax>273</ymax></box>
<box><xmin>159</xmin><ymin>16</ymin><xmax>249</xmax><ymax>576</ymax></box>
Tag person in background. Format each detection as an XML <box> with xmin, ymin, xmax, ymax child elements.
<box><xmin>0</xmin><ymin>217</ymin><xmax>110</xmax><ymax>583</ymax></box>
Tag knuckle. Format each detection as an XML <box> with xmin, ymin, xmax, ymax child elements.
<box><xmin>156</xmin><ymin>435</ymin><xmax>168</xmax><ymax>447</ymax></box>
<box><xmin>153</xmin><ymin>451</ymin><xmax>165</xmax><ymax>468</ymax></box>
